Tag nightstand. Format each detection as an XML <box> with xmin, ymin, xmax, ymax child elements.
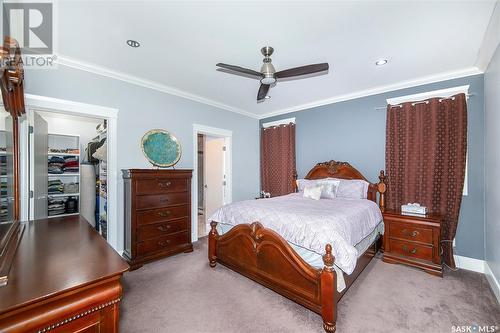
<box><xmin>382</xmin><ymin>209</ymin><xmax>443</xmax><ymax>277</ymax></box>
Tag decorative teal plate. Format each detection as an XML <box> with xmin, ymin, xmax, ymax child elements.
<box><xmin>141</xmin><ymin>129</ymin><xmax>182</xmax><ymax>167</ymax></box>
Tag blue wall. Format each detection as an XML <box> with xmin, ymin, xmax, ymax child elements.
<box><xmin>485</xmin><ymin>44</ymin><xmax>500</xmax><ymax>287</ymax></box>
<box><xmin>24</xmin><ymin>65</ymin><xmax>260</xmax><ymax>251</ymax></box>
<box><xmin>261</xmin><ymin>74</ymin><xmax>485</xmax><ymax>260</ymax></box>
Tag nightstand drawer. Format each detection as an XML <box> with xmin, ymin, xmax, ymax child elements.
<box><xmin>388</xmin><ymin>239</ymin><xmax>433</xmax><ymax>262</ymax></box>
<box><xmin>388</xmin><ymin>222</ymin><xmax>433</xmax><ymax>245</ymax></box>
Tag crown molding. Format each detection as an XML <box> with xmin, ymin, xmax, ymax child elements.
<box><xmin>54</xmin><ymin>55</ymin><xmax>259</xmax><ymax>119</ymax></box>
<box><xmin>258</xmin><ymin>66</ymin><xmax>483</xmax><ymax>119</ymax></box>
<box><xmin>386</xmin><ymin>85</ymin><xmax>470</xmax><ymax>105</ymax></box>
<box><xmin>53</xmin><ymin>55</ymin><xmax>483</xmax><ymax>121</ymax></box>
<box><xmin>475</xmin><ymin>1</ymin><xmax>500</xmax><ymax>71</ymax></box>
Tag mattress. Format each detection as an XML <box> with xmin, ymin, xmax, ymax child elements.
<box><xmin>216</xmin><ymin>221</ymin><xmax>384</xmax><ymax>293</ymax></box>
<box><xmin>209</xmin><ymin>193</ymin><xmax>383</xmax><ymax>274</ymax></box>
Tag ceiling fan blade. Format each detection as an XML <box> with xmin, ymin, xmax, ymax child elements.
<box><xmin>216</xmin><ymin>63</ymin><xmax>263</xmax><ymax>78</ymax></box>
<box><xmin>257</xmin><ymin>84</ymin><xmax>270</xmax><ymax>101</ymax></box>
<box><xmin>275</xmin><ymin>63</ymin><xmax>329</xmax><ymax>79</ymax></box>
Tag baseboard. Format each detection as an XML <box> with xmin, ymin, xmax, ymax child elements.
<box><xmin>454</xmin><ymin>255</ymin><xmax>485</xmax><ymax>273</ymax></box>
<box><xmin>453</xmin><ymin>255</ymin><xmax>500</xmax><ymax>304</ymax></box>
<box><xmin>485</xmin><ymin>262</ymin><xmax>500</xmax><ymax>304</ymax></box>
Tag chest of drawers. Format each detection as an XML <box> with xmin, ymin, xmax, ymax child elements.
<box><xmin>382</xmin><ymin>210</ymin><xmax>443</xmax><ymax>276</ymax></box>
<box><xmin>122</xmin><ymin>169</ymin><xmax>193</xmax><ymax>269</ymax></box>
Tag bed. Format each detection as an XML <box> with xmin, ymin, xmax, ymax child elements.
<box><xmin>208</xmin><ymin>161</ymin><xmax>386</xmax><ymax>332</ymax></box>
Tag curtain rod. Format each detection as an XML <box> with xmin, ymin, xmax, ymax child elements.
<box><xmin>374</xmin><ymin>93</ymin><xmax>475</xmax><ymax>111</ymax></box>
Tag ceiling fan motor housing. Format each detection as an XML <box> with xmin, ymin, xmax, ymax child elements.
<box><xmin>260</xmin><ymin>60</ymin><xmax>276</xmax><ymax>84</ymax></box>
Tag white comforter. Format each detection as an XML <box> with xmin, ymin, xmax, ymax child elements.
<box><xmin>209</xmin><ymin>193</ymin><xmax>382</xmax><ymax>274</ymax></box>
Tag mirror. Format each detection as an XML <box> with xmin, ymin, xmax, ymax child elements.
<box><xmin>0</xmin><ymin>36</ymin><xmax>25</xmax><ymax>286</ymax></box>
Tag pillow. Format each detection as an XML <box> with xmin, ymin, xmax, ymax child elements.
<box><xmin>303</xmin><ymin>185</ymin><xmax>322</xmax><ymax>200</ymax></box>
<box><xmin>296</xmin><ymin>179</ymin><xmax>320</xmax><ymax>192</ymax></box>
<box><xmin>330</xmin><ymin>178</ymin><xmax>369</xmax><ymax>199</ymax></box>
<box><xmin>319</xmin><ymin>180</ymin><xmax>340</xmax><ymax>199</ymax></box>
<box><xmin>296</xmin><ymin>179</ymin><xmax>340</xmax><ymax>199</ymax></box>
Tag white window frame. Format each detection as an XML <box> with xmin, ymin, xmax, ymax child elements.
<box><xmin>262</xmin><ymin>117</ymin><xmax>295</xmax><ymax>128</ymax></box>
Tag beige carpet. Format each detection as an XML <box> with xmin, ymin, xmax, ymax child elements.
<box><xmin>120</xmin><ymin>238</ymin><xmax>500</xmax><ymax>333</ymax></box>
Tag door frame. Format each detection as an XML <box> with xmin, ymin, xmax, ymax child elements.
<box><xmin>192</xmin><ymin>124</ymin><xmax>232</xmax><ymax>242</ymax></box>
<box><xmin>20</xmin><ymin>94</ymin><xmax>120</xmax><ymax>252</ymax></box>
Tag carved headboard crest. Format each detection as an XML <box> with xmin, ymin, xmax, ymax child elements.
<box><xmin>304</xmin><ymin>160</ymin><xmax>368</xmax><ymax>181</ymax></box>
<box><xmin>316</xmin><ymin>161</ymin><xmax>355</xmax><ymax>176</ymax></box>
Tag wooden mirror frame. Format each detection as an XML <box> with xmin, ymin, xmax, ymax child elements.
<box><xmin>0</xmin><ymin>37</ymin><xmax>26</xmax><ymax>286</ymax></box>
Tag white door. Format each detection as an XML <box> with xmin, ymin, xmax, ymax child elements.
<box><xmin>31</xmin><ymin>112</ymin><xmax>48</xmax><ymax>219</ymax></box>
<box><xmin>204</xmin><ymin>136</ymin><xmax>225</xmax><ymax>224</ymax></box>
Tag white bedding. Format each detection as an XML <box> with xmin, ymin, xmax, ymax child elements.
<box><xmin>209</xmin><ymin>193</ymin><xmax>383</xmax><ymax>275</ymax></box>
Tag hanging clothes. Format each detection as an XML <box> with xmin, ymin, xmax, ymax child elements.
<box><xmin>80</xmin><ymin>163</ymin><xmax>96</xmax><ymax>227</ymax></box>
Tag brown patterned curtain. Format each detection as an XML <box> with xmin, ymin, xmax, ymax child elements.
<box><xmin>261</xmin><ymin>123</ymin><xmax>296</xmax><ymax>197</ymax></box>
<box><xmin>385</xmin><ymin>93</ymin><xmax>467</xmax><ymax>268</ymax></box>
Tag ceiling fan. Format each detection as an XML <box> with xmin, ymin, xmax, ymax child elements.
<box><xmin>216</xmin><ymin>46</ymin><xmax>329</xmax><ymax>101</ymax></box>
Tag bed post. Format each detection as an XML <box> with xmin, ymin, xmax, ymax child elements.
<box><xmin>208</xmin><ymin>221</ymin><xmax>218</xmax><ymax>267</ymax></box>
<box><xmin>377</xmin><ymin>170</ymin><xmax>387</xmax><ymax>212</ymax></box>
<box><xmin>292</xmin><ymin>169</ymin><xmax>298</xmax><ymax>192</ymax></box>
<box><xmin>321</xmin><ymin>244</ymin><xmax>337</xmax><ymax>332</ymax></box>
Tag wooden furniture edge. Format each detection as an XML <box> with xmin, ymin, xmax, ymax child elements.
<box><xmin>0</xmin><ymin>275</ymin><xmax>123</xmax><ymax>332</ymax></box>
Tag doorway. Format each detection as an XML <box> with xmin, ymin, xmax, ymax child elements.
<box><xmin>27</xmin><ymin>110</ymin><xmax>108</xmax><ymax>234</ymax></box>
<box><xmin>192</xmin><ymin>124</ymin><xmax>232</xmax><ymax>241</ymax></box>
<box><xmin>19</xmin><ymin>95</ymin><xmax>120</xmax><ymax>251</ymax></box>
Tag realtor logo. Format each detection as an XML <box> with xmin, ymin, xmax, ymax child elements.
<box><xmin>2</xmin><ymin>2</ymin><xmax>53</xmax><ymax>54</ymax></box>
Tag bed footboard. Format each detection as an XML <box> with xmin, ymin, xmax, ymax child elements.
<box><xmin>208</xmin><ymin>221</ymin><xmax>337</xmax><ymax>332</ymax></box>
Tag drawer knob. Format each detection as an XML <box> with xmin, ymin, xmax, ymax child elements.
<box><xmin>402</xmin><ymin>245</ymin><xmax>417</xmax><ymax>254</ymax></box>
<box><xmin>159</xmin><ymin>198</ymin><xmax>169</xmax><ymax>203</ymax></box>
<box><xmin>158</xmin><ymin>181</ymin><xmax>172</xmax><ymax>188</ymax></box>
<box><xmin>402</xmin><ymin>229</ymin><xmax>419</xmax><ymax>238</ymax></box>
<box><xmin>158</xmin><ymin>240</ymin><xmax>171</xmax><ymax>247</ymax></box>
<box><xmin>157</xmin><ymin>225</ymin><xmax>171</xmax><ymax>232</ymax></box>
<box><xmin>158</xmin><ymin>211</ymin><xmax>171</xmax><ymax>217</ymax></box>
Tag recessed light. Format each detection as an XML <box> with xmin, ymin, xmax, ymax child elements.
<box><xmin>127</xmin><ymin>40</ymin><xmax>140</xmax><ymax>48</ymax></box>
<box><xmin>264</xmin><ymin>95</ymin><xmax>271</xmax><ymax>99</ymax></box>
<box><xmin>375</xmin><ymin>59</ymin><xmax>388</xmax><ymax>66</ymax></box>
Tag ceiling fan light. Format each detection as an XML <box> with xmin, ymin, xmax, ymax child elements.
<box><xmin>260</xmin><ymin>76</ymin><xmax>276</xmax><ymax>85</ymax></box>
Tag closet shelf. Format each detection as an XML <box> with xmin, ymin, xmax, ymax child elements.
<box><xmin>48</xmin><ymin>153</ymin><xmax>80</xmax><ymax>157</ymax></box>
<box><xmin>49</xmin><ymin>173</ymin><xmax>80</xmax><ymax>177</ymax></box>
<box><xmin>48</xmin><ymin>193</ymin><xmax>80</xmax><ymax>197</ymax></box>
<box><xmin>47</xmin><ymin>212</ymin><xmax>79</xmax><ymax>219</ymax></box>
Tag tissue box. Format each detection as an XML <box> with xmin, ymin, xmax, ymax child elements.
<box><xmin>401</xmin><ymin>203</ymin><xmax>427</xmax><ymax>215</ymax></box>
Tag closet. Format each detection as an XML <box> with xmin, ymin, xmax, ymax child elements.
<box><xmin>27</xmin><ymin>111</ymin><xmax>108</xmax><ymax>239</ymax></box>
<box><xmin>47</xmin><ymin>133</ymin><xmax>80</xmax><ymax>218</ymax></box>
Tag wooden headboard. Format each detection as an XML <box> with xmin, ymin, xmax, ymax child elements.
<box><xmin>296</xmin><ymin>160</ymin><xmax>386</xmax><ymax>210</ymax></box>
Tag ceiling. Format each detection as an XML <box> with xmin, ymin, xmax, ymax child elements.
<box><xmin>54</xmin><ymin>1</ymin><xmax>497</xmax><ymax>118</ymax></box>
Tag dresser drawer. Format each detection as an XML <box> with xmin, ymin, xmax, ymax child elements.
<box><xmin>136</xmin><ymin>192</ymin><xmax>189</xmax><ymax>210</ymax></box>
<box><xmin>136</xmin><ymin>178</ymin><xmax>188</xmax><ymax>195</ymax></box>
<box><xmin>136</xmin><ymin>205</ymin><xmax>189</xmax><ymax>225</ymax></box>
<box><xmin>389</xmin><ymin>239</ymin><xmax>433</xmax><ymax>262</ymax></box>
<box><xmin>137</xmin><ymin>231</ymin><xmax>190</xmax><ymax>256</ymax></box>
<box><xmin>388</xmin><ymin>222</ymin><xmax>433</xmax><ymax>245</ymax></box>
<box><xmin>138</xmin><ymin>218</ymin><xmax>189</xmax><ymax>241</ymax></box>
